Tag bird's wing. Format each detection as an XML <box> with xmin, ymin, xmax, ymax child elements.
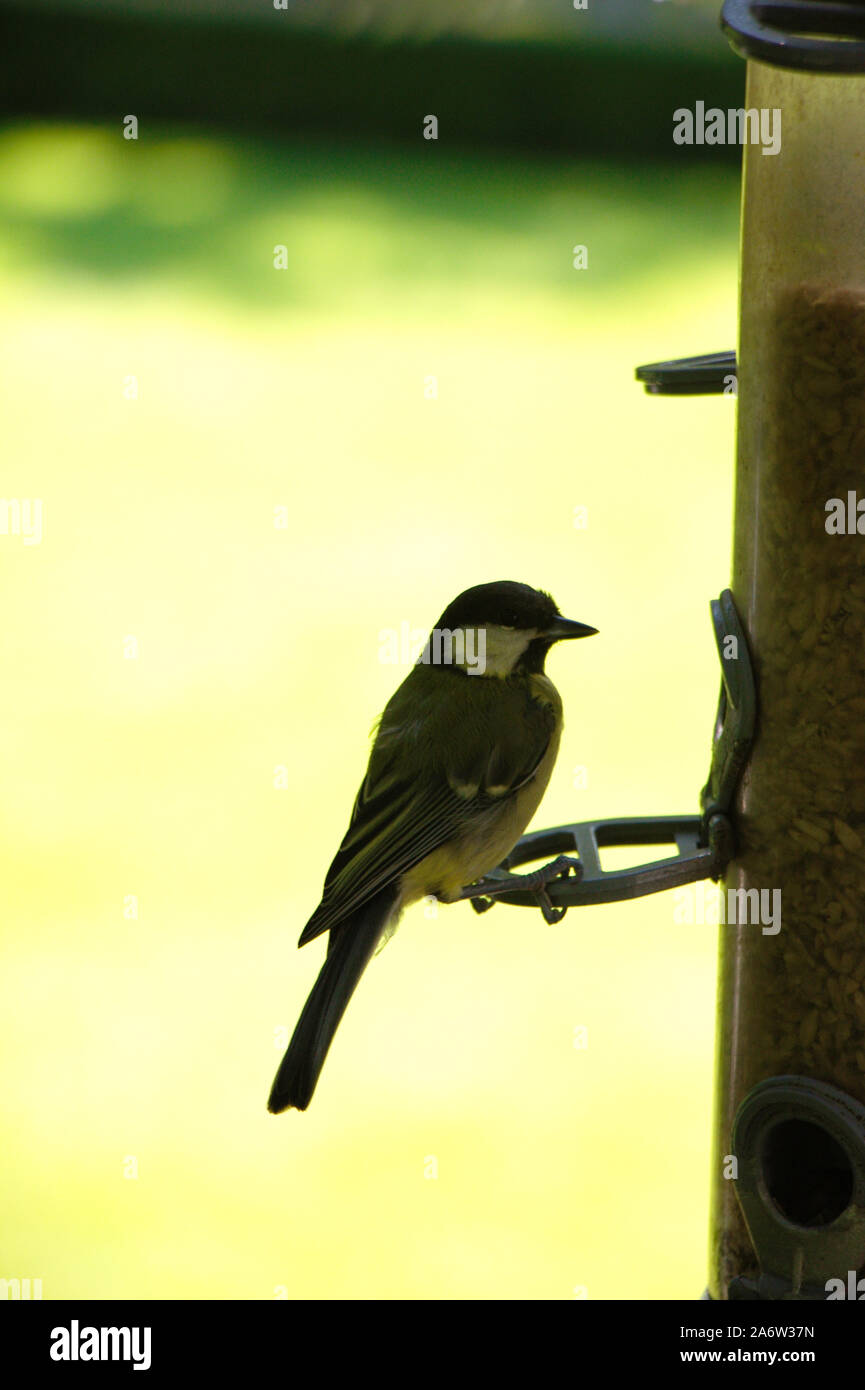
<box><xmin>298</xmin><ymin>674</ymin><xmax>556</xmax><ymax>945</ymax></box>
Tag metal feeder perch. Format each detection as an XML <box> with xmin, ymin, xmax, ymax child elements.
<box><xmin>484</xmin><ymin>0</ymin><xmax>865</xmax><ymax>1300</ymax></box>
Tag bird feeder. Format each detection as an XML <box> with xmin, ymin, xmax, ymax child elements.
<box><xmin>636</xmin><ymin>0</ymin><xmax>865</xmax><ymax>1300</ymax></box>
<box><xmin>709</xmin><ymin>0</ymin><xmax>865</xmax><ymax>1302</ymax></box>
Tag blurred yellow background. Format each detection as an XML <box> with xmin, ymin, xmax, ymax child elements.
<box><xmin>0</xmin><ymin>123</ymin><xmax>738</xmax><ymax>1298</ymax></box>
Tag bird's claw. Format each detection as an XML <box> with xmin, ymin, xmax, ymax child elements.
<box><xmin>459</xmin><ymin>854</ymin><xmax>582</xmax><ymax>923</ymax></box>
<box><xmin>470</xmin><ymin>895</ymin><xmax>495</xmax><ymax>915</ymax></box>
<box><xmin>528</xmin><ymin>855</ymin><xmax>582</xmax><ymax>924</ymax></box>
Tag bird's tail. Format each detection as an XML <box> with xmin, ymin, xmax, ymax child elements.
<box><xmin>267</xmin><ymin>883</ymin><xmax>400</xmax><ymax>1113</ymax></box>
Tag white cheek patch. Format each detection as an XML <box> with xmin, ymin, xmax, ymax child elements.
<box><xmin>480</xmin><ymin>625</ymin><xmax>536</xmax><ymax>677</ymax></box>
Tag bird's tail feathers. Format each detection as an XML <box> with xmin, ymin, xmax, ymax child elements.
<box><xmin>268</xmin><ymin>883</ymin><xmax>400</xmax><ymax>1113</ymax></box>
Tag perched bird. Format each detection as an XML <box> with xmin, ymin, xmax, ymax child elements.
<box><xmin>268</xmin><ymin>580</ymin><xmax>597</xmax><ymax>1113</ymax></box>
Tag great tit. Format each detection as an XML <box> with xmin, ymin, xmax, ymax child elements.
<box><xmin>268</xmin><ymin>580</ymin><xmax>597</xmax><ymax>1112</ymax></box>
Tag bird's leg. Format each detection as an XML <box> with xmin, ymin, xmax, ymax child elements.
<box><xmin>455</xmin><ymin>855</ymin><xmax>582</xmax><ymax>925</ymax></box>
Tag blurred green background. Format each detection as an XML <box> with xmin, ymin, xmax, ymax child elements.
<box><xmin>1</xmin><ymin>1</ymin><xmax>740</xmax><ymax>1302</ymax></box>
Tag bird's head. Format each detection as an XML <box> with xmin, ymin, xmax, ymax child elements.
<box><xmin>420</xmin><ymin>580</ymin><xmax>597</xmax><ymax>678</ymax></box>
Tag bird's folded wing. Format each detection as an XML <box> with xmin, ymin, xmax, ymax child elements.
<box><xmin>298</xmin><ymin>684</ymin><xmax>555</xmax><ymax>945</ymax></box>
<box><xmin>298</xmin><ymin>775</ymin><xmax>470</xmax><ymax>943</ymax></box>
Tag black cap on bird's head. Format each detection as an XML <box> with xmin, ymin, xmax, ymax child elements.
<box><xmin>437</xmin><ymin>580</ymin><xmax>596</xmax><ymax>640</ymax></box>
<box><xmin>430</xmin><ymin>580</ymin><xmax>597</xmax><ymax>677</ymax></box>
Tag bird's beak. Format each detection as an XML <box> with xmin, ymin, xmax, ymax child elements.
<box><xmin>545</xmin><ymin>616</ymin><xmax>598</xmax><ymax>642</ymax></box>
